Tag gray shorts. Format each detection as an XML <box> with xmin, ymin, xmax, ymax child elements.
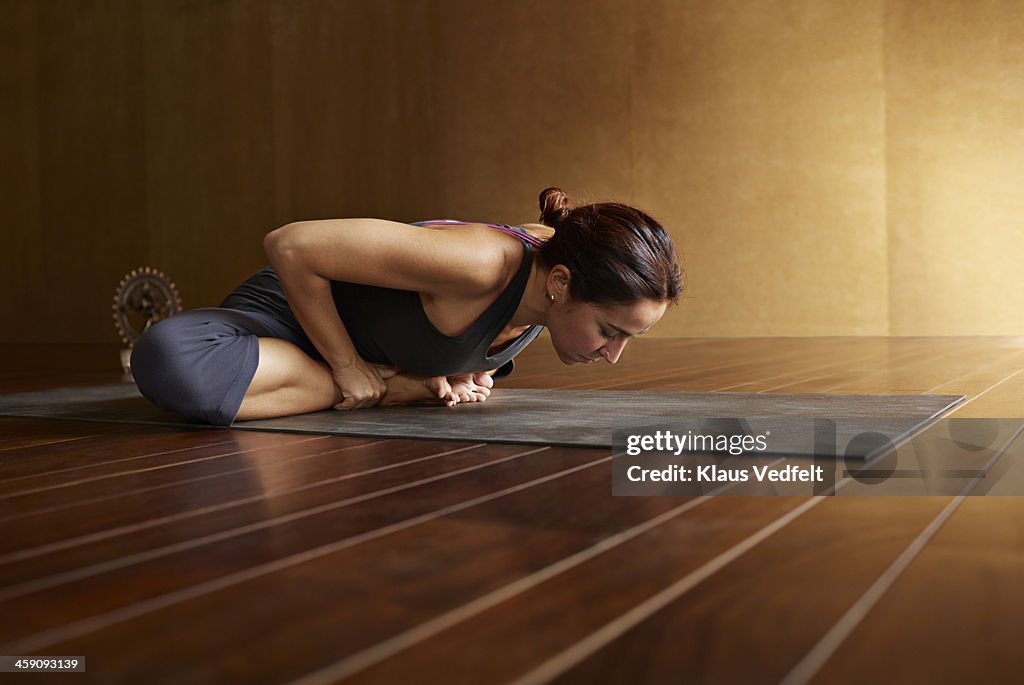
<box><xmin>130</xmin><ymin>308</ymin><xmax>322</xmax><ymax>426</ymax></box>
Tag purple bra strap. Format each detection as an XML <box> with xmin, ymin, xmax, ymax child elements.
<box><xmin>416</xmin><ymin>219</ymin><xmax>546</xmax><ymax>248</ymax></box>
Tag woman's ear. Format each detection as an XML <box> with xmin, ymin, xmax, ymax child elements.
<box><xmin>547</xmin><ymin>265</ymin><xmax>572</xmax><ymax>300</ymax></box>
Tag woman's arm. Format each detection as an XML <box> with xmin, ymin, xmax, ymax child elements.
<box><xmin>263</xmin><ymin>219</ymin><xmax>503</xmax><ymax>408</ymax></box>
<box><xmin>265</xmin><ymin>219</ymin><xmax>504</xmax><ymax>295</ymax></box>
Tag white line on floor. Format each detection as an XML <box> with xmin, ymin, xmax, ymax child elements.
<box><xmin>0</xmin><ymin>447</ymin><xmax>608</xmax><ymax>655</ymax></box>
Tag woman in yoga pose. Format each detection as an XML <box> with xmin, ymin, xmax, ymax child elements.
<box><xmin>131</xmin><ymin>187</ymin><xmax>682</xmax><ymax>425</ymax></box>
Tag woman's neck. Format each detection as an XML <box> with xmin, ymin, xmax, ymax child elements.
<box><xmin>506</xmin><ymin>224</ymin><xmax>555</xmax><ymax>329</ymax></box>
<box><xmin>508</xmin><ymin>258</ymin><xmax>551</xmax><ymax>329</ymax></box>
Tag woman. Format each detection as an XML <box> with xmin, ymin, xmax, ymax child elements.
<box><xmin>131</xmin><ymin>187</ymin><xmax>682</xmax><ymax>425</ymax></box>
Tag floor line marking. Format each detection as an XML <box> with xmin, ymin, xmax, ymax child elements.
<box><xmin>492</xmin><ymin>415</ymin><xmax>968</xmax><ymax>685</ymax></box>
<box><xmin>778</xmin><ymin>422</ymin><xmax>1024</xmax><ymax>685</ymax></box>
<box><xmin>0</xmin><ymin>436</ymin><xmax>309</xmax><ymax>492</ymax></box>
<box><xmin>921</xmin><ymin>349</ymin><xmax>1024</xmax><ymax>395</ymax></box>
<box><xmin>285</xmin><ymin>457</ymin><xmax>789</xmax><ymax>685</ymax></box>
<box><xmin>510</xmin><ymin>495</ymin><xmax>827</xmax><ymax>685</ymax></box>
<box><xmin>0</xmin><ymin>437</ymin><xmax>334</xmax><ymax>520</ymax></box>
<box><xmin>0</xmin><ymin>449</ymin><xmax>616</xmax><ymax>654</ymax></box>
<box><xmin>0</xmin><ymin>444</ymin><xmax>527</xmax><ymax>600</ymax></box>
<box><xmin>0</xmin><ymin>434</ymin><xmax>104</xmax><ymax>454</ymax></box>
<box><xmin>943</xmin><ymin>367</ymin><xmax>1024</xmax><ymax>416</ymax></box>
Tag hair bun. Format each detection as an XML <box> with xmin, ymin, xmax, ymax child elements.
<box><xmin>538</xmin><ymin>186</ymin><xmax>571</xmax><ymax>227</ymax></box>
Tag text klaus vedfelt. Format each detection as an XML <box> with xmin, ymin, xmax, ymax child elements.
<box><xmin>623</xmin><ymin>429</ymin><xmax>824</xmax><ymax>483</ymax></box>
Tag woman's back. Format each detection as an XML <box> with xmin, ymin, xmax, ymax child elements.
<box><xmin>220</xmin><ymin>220</ymin><xmax>547</xmax><ymax>376</ymax></box>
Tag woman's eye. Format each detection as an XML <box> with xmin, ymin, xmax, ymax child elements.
<box><xmin>602</xmin><ymin>329</ymin><xmax>617</xmax><ymax>340</ymax></box>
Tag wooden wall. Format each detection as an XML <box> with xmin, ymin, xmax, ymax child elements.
<box><xmin>885</xmin><ymin>1</ymin><xmax>1024</xmax><ymax>335</ymax></box>
<box><xmin>1</xmin><ymin>0</ymin><xmax>1021</xmax><ymax>343</ymax></box>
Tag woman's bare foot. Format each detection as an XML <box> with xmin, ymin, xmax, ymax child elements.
<box><xmin>376</xmin><ymin>370</ymin><xmax>438</xmax><ymax>407</ymax></box>
<box><xmin>425</xmin><ymin>372</ymin><xmax>493</xmax><ymax>407</ymax></box>
<box><xmin>367</xmin><ymin>365</ymin><xmax>494</xmax><ymax>408</ymax></box>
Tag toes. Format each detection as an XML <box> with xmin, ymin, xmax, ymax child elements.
<box><xmin>440</xmin><ymin>389</ymin><xmax>488</xmax><ymax>406</ymax></box>
<box><xmin>439</xmin><ymin>374</ymin><xmax>493</xmax><ymax>406</ymax></box>
<box><xmin>427</xmin><ymin>376</ymin><xmax>453</xmax><ymax>399</ymax></box>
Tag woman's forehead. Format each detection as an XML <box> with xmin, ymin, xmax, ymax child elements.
<box><xmin>593</xmin><ymin>299</ymin><xmax>667</xmax><ymax>332</ymax></box>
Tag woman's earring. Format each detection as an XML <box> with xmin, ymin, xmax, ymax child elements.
<box><xmin>549</xmin><ymin>294</ymin><xmax>555</xmax><ymax>302</ymax></box>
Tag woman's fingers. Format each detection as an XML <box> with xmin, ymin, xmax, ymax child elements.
<box><xmin>336</xmin><ymin>389</ymin><xmax>374</xmax><ymax>410</ymax></box>
<box><xmin>332</xmin><ymin>362</ymin><xmax>390</xmax><ymax>411</ymax></box>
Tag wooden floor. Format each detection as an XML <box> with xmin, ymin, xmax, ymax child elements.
<box><xmin>1</xmin><ymin>337</ymin><xmax>1023</xmax><ymax>684</ymax></box>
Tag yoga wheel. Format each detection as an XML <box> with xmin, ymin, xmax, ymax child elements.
<box><xmin>113</xmin><ymin>267</ymin><xmax>183</xmax><ymax>374</ymax></box>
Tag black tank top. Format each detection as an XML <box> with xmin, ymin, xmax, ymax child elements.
<box><xmin>219</xmin><ymin>221</ymin><xmax>544</xmax><ymax>377</ymax></box>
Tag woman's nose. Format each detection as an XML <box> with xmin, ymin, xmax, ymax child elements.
<box><xmin>600</xmin><ymin>338</ymin><xmax>628</xmax><ymax>363</ymax></box>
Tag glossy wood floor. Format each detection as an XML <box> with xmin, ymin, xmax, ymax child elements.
<box><xmin>1</xmin><ymin>337</ymin><xmax>1023</xmax><ymax>684</ymax></box>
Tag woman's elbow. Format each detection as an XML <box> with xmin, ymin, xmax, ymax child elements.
<box><xmin>264</xmin><ymin>223</ymin><xmax>304</xmax><ymax>260</ymax></box>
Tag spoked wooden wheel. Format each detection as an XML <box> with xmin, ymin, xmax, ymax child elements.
<box><xmin>113</xmin><ymin>267</ymin><xmax>183</xmax><ymax>345</ymax></box>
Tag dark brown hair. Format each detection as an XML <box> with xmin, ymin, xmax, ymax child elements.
<box><xmin>537</xmin><ymin>187</ymin><xmax>682</xmax><ymax>305</ymax></box>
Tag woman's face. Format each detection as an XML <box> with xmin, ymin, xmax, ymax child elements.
<box><xmin>547</xmin><ymin>297</ymin><xmax>668</xmax><ymax>365</ymax></box>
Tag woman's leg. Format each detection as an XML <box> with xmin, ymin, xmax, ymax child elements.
<box><xmin>131</xmin><ymin>307</ymin><xmax>495</xmax><ymax>424</ymax></box>
<box><xmin>131</xmin><ymin>308</ymin><xmax>343</xmax><ymax>425</ymax></box>
<box><xmin>236</xmin><ymin>339</ymin><xmax>462</xmax><ymax>418</ymax></box>
<box><xmin>234</xmin><ymin>338</ymin><xmax>344</xmax><ymax>420</ymax></box>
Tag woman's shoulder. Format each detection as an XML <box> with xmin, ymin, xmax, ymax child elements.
<box><xmin>406</xmin><ymin>220</ymin><xmax>549</xmax><ymax>296</ymax></box>
<box><xmin>420</xmin><ymin>222</ymin><xmax>525</xmax><ymax>296</ymax></box>
<box><xmin>413</xmin><ymin>219</ymin><xmax>553</xmax><ymax>243</ymax></box>
<box><xmin>441</xmin><ymin>222</ymin><xmax>540</xmax><ymax>297</ymax></box>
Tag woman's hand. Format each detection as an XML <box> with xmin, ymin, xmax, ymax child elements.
<box><xmin>331</xmin><ymin>359</ymin><xmax>397</xmax><ymax>410</ymax></box>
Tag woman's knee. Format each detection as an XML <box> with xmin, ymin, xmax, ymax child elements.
<box><xmin>130</xmin><ymin>318</ymin><xmax>185</xmax><ymax>403</ymax></box>
<box><xmin>130</xmin><ymin>313</ymin><xmax>244</xmax><ymax>425</ymax></box>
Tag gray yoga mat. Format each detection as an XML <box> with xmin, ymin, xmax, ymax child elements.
<box><xmin>0</xmin><ymin>383</ymin><xmax>963</xmax><ymax>457</ymax></box>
